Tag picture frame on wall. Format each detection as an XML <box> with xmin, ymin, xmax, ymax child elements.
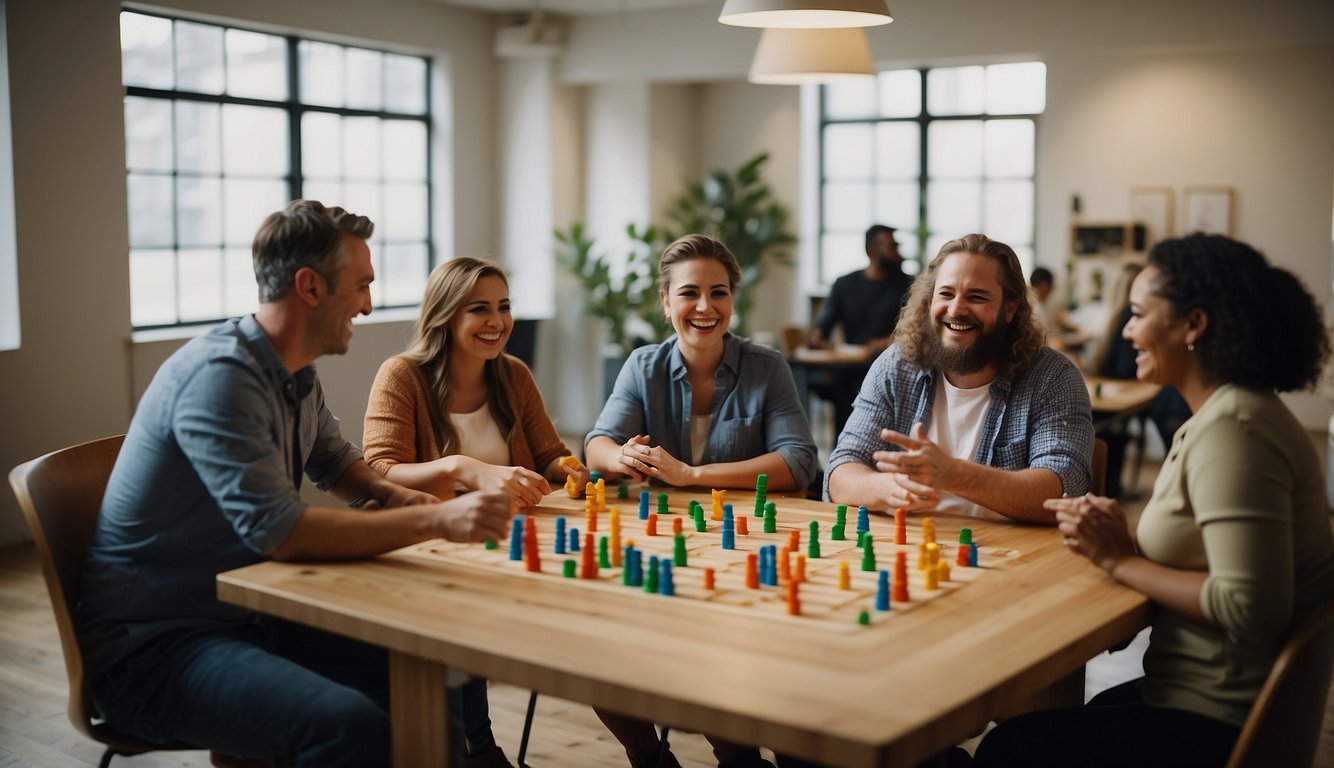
<box><xmin>1129</xmin><ymin>186</ymin><xmax>1173</xmax><ymax>250</ymax></box>
<box><xmin>1182</xmin><ymin>186</ymin><xmax>1234</xmax><ymax>236</ymax></box>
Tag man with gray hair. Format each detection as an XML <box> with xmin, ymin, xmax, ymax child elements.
<box><xmin>78</xmin><ymin>200</ymin><xmax>511</xmax><ymax>766</ymax></box>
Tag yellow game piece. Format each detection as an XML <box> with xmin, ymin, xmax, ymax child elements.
<box><xmin>558</xmin><ymin>455</ymin><xmax>584</xmax><ymax>473</ymax></box>
<box><xmin>596</xmin><ymin>478</ymin><xmax>606</xmax><ymax>512</ymax></box>
<box><xmin>923</xmin><ymin>517</ymin><xmax>936</xmax><ymax>545</ymax></box>
<box><xmin>924</xmin><ymin>563</ymin><xmax>939</xmax><ymax>591</ymax></box>
<box><xmin>936</xmin><ymin>560</ymin><xmax>951</xmax><ymax>583</ymax></box>
<box><xmin>585</xmin><ymin>482</ymin><xmax>596</xmax><ymax>514</ymax></box>
<box><xmin>926</xmin><ymin>542</ymin><xmax>940</xmax><ymax>567</ymax></box>
<box><xmin>837</xmin><ymin>560</ymin><xmax>850</xmax><ymax>590</ymax></box>
<box><xmin>917</xmin><ymin>541</ymin><xmax>929</xmax><ymax>571</ymax></box>
<box><xmin>564</xmin><ymin>474</ymin><xmax>580</xmax><ymax>499</ymax></box>
<box><xmin>711</xmin><ymin>488</ymin><xmax>725</xmax><ymax>521</ymax></box>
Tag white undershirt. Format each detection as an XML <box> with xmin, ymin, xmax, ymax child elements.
<box><xmin>448</xmin><ymin>404</ymin><xmax>511</xmax><ymax>467</ymax></box>
<box><xmin>690</xmin><ymin>415</ymin><xmax>713</xmax><ymax>466</ymax></box>
<box><xmin>927</xmin><ymin>375</ymin><xmax>1001</xmax><ymax>520</ymax></box>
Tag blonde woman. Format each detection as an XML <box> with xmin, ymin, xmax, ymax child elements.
<box><xmin>364</xmin><ymin>256</ymin><xmax>586</xmax><ymax>767</ymax></box>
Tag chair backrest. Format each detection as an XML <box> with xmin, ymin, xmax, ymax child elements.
<box><xmin>1090</xmin><ymin>436</ymin><xmax>1108</xmax><ymax>498</ymax></box>
<box><xmin>9</xmin><ymin>435</ymin><xmax>125</xmax><ymax>742</ymax></box>
<box><xmin>1226</xmin><ymin>597</ymin><xmax>1334</xmax><ymax>768</ymax></box>
<box><xmin>781</xmin><ymin>325</ymin><xmax>805</xmax><ymax>357</ymax></box>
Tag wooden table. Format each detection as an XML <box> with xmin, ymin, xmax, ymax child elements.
<box><xmin>218</xmin><ymin>491</ymin><xmax>1150</xmax><ymax>768</ymax></box>
<box><xmin>787</xmin><ymin>344</ymin><xmax>876</xmax><ymax>423</ymax></box>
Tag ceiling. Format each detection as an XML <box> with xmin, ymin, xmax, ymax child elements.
<box><xmin>430</xmin><ymin>0</ymin><xmax>713</xmax><ymax>16</ymax></box>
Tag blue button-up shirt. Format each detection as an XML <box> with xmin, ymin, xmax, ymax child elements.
<box><xmin>825</xmin><ymin>343</ymin><xmax>1093</xmax><ymax>502</ymax></box>
<box><xmin>587</xmin><ymin>334</ymin><xmax>818</xmax><ymax>490</ymax></box>
<box><xmin>78</xmin><ymin>315</ymin><xmax>361</xmax><ymax>675</ymax></box>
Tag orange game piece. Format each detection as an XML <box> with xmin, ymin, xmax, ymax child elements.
<box><xmin>745</xmin><ymin>553</ymin><xmax>759</xmax><ymax>589</ymax></box>
<box><xmin>779</xmin><ymin>546</ymin><xmax>791</xmax><ymax>582</ymax></box>
<box><xmin>609</xmin><ymin>509</ymin><xmax>622</xmax><ymax>567</ymax></box>
<box><xmin>837</xmin><ymin>560</ymin><xmax>850</xmax><ymax>590</ymax></box>
<box><xmin>646</xmin><ymin>513</ymin><xmax>658</xmax><ymax>536</ymax></box>
<box><xmin>703</xmin><ymin>567</ymin><xmax>716</xmax><ymax>591</ymax></box>
<box><xmin>892</xmin><ymin>551</ymin><xmax>910</xmax><ymax>602</ymax></box>
<box><xmin>956</xmin><ymin>543</ymin><xmax>970</xmax><ymax>567</ymax></box>
<box><xmin>736</xmin><ymin>515</ymin><xmax>748</xmax><ymax>535</ymax></box>
<box><xmin>579</xmin><ymin>532</ymin><xmax>596</xmax><ymax>579</ymax></box>
<box><xmin>788</xmin><ymin>529</ymin><xmax>800</xmax><ymax>551</ymax></box>
<box><xmin>785</xmin><ymin>580</ymin><xmax>801</xmax><ymax>616</ymax></box>
<box><xmin>894</xmin><ymin>508</ymin><xmax>907</xmax><ymax>545</ymax></box>
<box><xmin>795</xmin><ymin>554</ymin><xmax>807</xmax><ymax>583</ymax></box>
<box><xmin>585</xmin><ymin>508</ymin><xmax>597</xmax><ymax>535</ymax></box>
<box><xmin>672</xmin><ymin>517</ymin><xmax>683</xmax><ymax>536</ymax></box>
<box><xmin>596</xmin><ymin>478</ymin><xmax>606</xmax><ymax>512</ymax></box>
<box><xmin>523</xmin><ymin>516</ymin><xmax>541</xmax><ymax>572</ymax></box>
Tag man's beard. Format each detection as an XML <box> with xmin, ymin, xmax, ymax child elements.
<box><xmin>923</xmin><ymin>313</ymin><xmax>1009</xmax><ymax>376</ymax></box>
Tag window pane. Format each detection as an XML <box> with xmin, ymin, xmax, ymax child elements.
<box><xmin>127</xmin><ymin>174</ymin><xmax>174</xmax><ymax>246</ymax></box>
<box><xmin>381</xmin><ymin>242</ymin><xmax>429</xmax><ymax>306</ymax></box>
<box><xmin>125</xmin><ymin>97</ymin><xmax>173</xmax><ymax>171</ymax></box>
<box><xmin>121</xmin><ymin>12</ymin><xmax>173</xmax><ymax>89</ymax></box>
<box><xmin>820</xmin><ymin>232</ymin><xmax>863</xmax><ymax>284</ymax></box>
<box><xmin>346</xmin><ymin>48</ymin><xmax>384</xmax><ymax>111</ymax></box>
<box><xmin>984</xmin><ymin>180</ymin><xmax>1034</xmax><ymax>244</ymax></box>
<box><xmin>384</xmin><ymin>54</ymin><xmax>428</xmax><ymax>114</ymax></box>
<box><xmin>175</xmin><ymin>101</ymin><xmax>221</xmax><ymax>173</ymax></box>
<box><xmin>927</xmin><ymin>66</ymin><xmax>985</xmax><ymax>116</ymax></box>
<box><xmin>823</xmin><ymin>78</ymin><xmax>876</xmax><ymax>120</ymax></box>
<box><xmin>878</xmin><ymin>69</ymin><xmax>921</xmax><ymax>118</ymax></box>
<box><xmin>823</xmin><ymin>182</ymin><xmax>872</xmax><ymax>232</ymax></box>
<box><xmin>343</xmin><ymin>117</ymin><xmax>382</xmax><ymax>180</ymax></box>
<box><xmin>302</xmin><ymin>112</ymin><xmax>342</xmax><ymax>179</ymax></box>
<box><xmin>175</xmin><ymin>21</ymin><xmax>224</xmax><ymax>93</ymax></box>
<box><xmin>225</xmin><ymin>29</ymin><xmax>287</xmax><ymax>101</ymax></box>
<box><xmin>223</xmin><ymin>179</ymin><xmax>287</xmax><ymax>245</ymax></box>
<box><xmin>823</xmin><ymin>123</ymin><xmax>872</xmax><ymax>180</ymax></box>
<box><xmin>303</xmin><ymin>180</ymin><xmax>343</xmax><ymax>209</ymax></box>
<box><xmin>926</xmin><ymin>181</ymin><xmax>982</xmax><ymax>237</ymax></box>
<box><xmin>344</xmin><ymin>182</ymin><xmax>383</xmax><ymax>224</ymax></box>
<box><xmin>927</xmin><ymin>120</ymin><xmax>983</xmax><ymax>178</ymax></box>
<box><xmin>178</xmin><ymin>249</ymin><xmax>224</xmax><ymax>322</ymax></box>
<box><xmin>177</xmin><ymin>176</ymin><xmax>222</xmax><ymax>246</ymax></box>
<box><xmin>299</xmin><ymin>41</ymin><xmax>345</xmax><ymax>108</ymax></box>
<box><xmin>986</xmin><ymin>62</ymin><xmax>1045</xmax><ymax>115</ymax></box>
<box><xmin>383</xmin><ymin>121</ymin><xmax>427</xmax><ymax>181</ymax></box>
<box><xmin>383</xmin><ymin>183</ymin><xmax>428</xmax><ymax>241</ymax></box>
<box><xmin>984</xmin><ymin>119</ymin><xmax>1034</xmax><ymax>177</ymax></box>
<box><xmin>224</xmin><ymin>247</ymin><xmax>258</xmax><ymax>316</ymax></box>
<box><xmin>873</xmin><ymin>182</ymin><xmax>919</xmax><ymax>233</ymax></box>
<box><xmin>222</xmin><ymin>105</ymin><xmax>288</xmax><ymax>176</ymax></box>
<box><xmin>874</xmin><ymin>122</ymin><xmax>919</xmax><ymax>179</ymax></box>
<box><xmin>130</xmin><ymin>249</ymin><xmax>177</xmax><ymax>326</ymax></box>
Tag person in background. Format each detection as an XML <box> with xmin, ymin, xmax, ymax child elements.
<box><xmin>974</xmin><ymin>233</ymin><xmax>1334</xmax><ymax>767</ymax></box>
<box><xmin>363</xmin><ymin>256</ymin><xmax>588</xmax><ymax>768</ymax></box>
<box><xmin>1029</xmin><ymin>265</ymin><xmax>1087</xmax><ymax>355</ymax></box>
<box><xmin>77</xmin><ymin>201</ymin><xmax>512</xmax><ymax>768</ymax></box>
<box><xmin>806</xmin><ymin>224</ymin><xmax>914</xmax><ymax>434</ymax></box>
<box><xmin>826</xmin><ymin>233</ymin><xmax>1093</xmax><ymax>523</ymax></box>
<box><xmin>586</xmin><ymin>233</ymin><xmax>818</xmax><ymax>768</ymax></box>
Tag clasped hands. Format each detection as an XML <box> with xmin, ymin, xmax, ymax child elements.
<box><xmin>616</xmin><ymin>434</ymin><xmax>695</xmax><ymax>486</ymax></box>
<box><xmin>872</xmin><ymin>423</ymin><xmax>951</xmax><ymax>511</ymax></box>
<box><xmin>1045</xmin><ymin>494</ymin><xmax>1136</xmax><ymax>574</ymax></box>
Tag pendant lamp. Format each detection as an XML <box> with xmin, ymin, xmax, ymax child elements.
<box><xmin>748</xmin><ymin>27</ymin><xmax>875</xmax><ymax>85</ymax></box>
<box><xmin>720</xmin><ymin>0</ymin><xmax>893</xmax><ymax>29</ymax></box>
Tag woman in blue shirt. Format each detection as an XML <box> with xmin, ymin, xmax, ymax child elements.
<box><xmin>585</xmin><ymin>233</ymin><xmax>817</xmax><ymax>768</ymax></box>
<box><xmin>586</xmin><ymin>234</ymin><xmax>817</xmax><ymax>494</ymax></box>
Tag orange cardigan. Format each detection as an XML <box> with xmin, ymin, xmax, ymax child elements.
<box><xmin>363</xmin><ymin>355</ymin><xmax>571</xmax><ymax>477</ymax></box>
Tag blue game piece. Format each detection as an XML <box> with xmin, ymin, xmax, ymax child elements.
<box><xmin>969</xmin><ymin>542</ymin><xmax>979</xmax><ymax>567</ymax></box>
<box><xmin>857</xmin><ymin>505</ymin><xmax>870</xmax><ymax>534</ymax></box>
<box><xmin>508</xmin><ymin>515</ymin><xmax>525</xmax><ymax>561</ymax></box>
<box><xmin>722</xmin><ymin>506</ymin><xmax>735</xmax><ymax>550</ymax></box>
<box><xmin>554</xmin><ymin>516</ymin><xmax>567</xmax><ymax>555</ymax></box>
<box><xmin>639</xmin><ymin>490</ymin><xmax>650</xmax><ymax>520</ymax></box>
<box><xmin>590</xmin><ymin>470</ymin><xmax>603</xmax><ymax>484</ymax></box>
<box><xmin>569</xmin><ymin>527</ymin><xmax>580</xmax><ymax>552</ymax></box>
<box><xmin>659</xmin><ymin>560</ymin><xmax>675</xmax><ymax>597</ymax></box>
<box><xmin>876</xmin><ymin>569</ymin><xmax>891</xmax><ymax>611</ymax></box>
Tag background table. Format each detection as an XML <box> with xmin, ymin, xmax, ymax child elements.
<box><xmin>218</xmin><ymin>491</ymin><xmax>1150</xmax><ymax>767</ymax></box>
<box><xmin>1086</xmin><ymin>376</ymin><xmax>1163</xmax><ymax>495</ymax></box>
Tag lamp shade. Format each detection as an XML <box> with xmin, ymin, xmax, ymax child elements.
<box><xmin>749</xmin><ymin>27</ymin><xmax>875</xmax><ymax>85</ymax></box>
<box><xmin>720</xmin><ymin>0</ymin><xmax>893</xmax><ymax>29</ymax></box>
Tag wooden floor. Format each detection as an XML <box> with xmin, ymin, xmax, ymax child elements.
<box><xmin>4</xmin><ymin>454</ymin><xmax>1333</xmax><ymax>767</ymax></box>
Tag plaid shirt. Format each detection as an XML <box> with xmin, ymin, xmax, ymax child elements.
<box><xmin>824</xmin><ymin>343</ymin><xmax>1094</xmax><ymax>501</ymax></box>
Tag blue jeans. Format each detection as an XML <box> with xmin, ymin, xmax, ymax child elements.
<box><xmin>89</xmin><ymin>618</ymin><xmax>466</xmax><ymax>767</ymax></box>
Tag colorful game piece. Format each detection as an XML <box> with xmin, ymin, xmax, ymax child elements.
<box><xmin>785</xmin><ymin>579</ymin><xmax>800</xmax><ymax>616</ymax></box>
<box><xmin>563</xmin><ymin>559</ymin><xmax>577</xmax><ymax>578</ymax></box>
<box><xmin>969</xmin><ymin>542</ymin><xmax>979</xmax><ymax>567</ymax></box>
<box><xmin>644</xmin><ymin>555</ymin><xmax>660</xmax><ymax>593</ymax></box>
<box><xmin>788</xmin><ymin>529</ymin><xmax>800</xmax><ymax>552</ymax></box>
<box><xmin>711</xmin><ymin>489</ymin><xmax>725</xmax><ymax>521</ymax></box>
<box><xmin>580</xmin><ymin>533</ymin><xmax>596</xmax><ymax>578</ymax></box>
<box><xmin>673</xmin><ymin>533</ymin><xmax>688</xmax><ymax>567</ymax></box>
<box><xmin>672</xmin><ymin>517</ymin><xmax>683</xmax><ymax>536</ymax></box>
<box><xmin>753</xmin><ymin>473</ymin><xmax>768</xmax><ymax>517</ymax></box>
<box><xmin>569</xmin><ymin>527</ymin><xmax>580</xmax><ymax>552</ymax></box>
<box><xmin>523</xmin><ymin>516</ymin><xmax>541</xmax><ymax>572</ymax></box>
<box><xmin>694</xmin><ymin>508</ymin><xmax>707</xmax><ymax>533</ymax></box>
<box><xmin>779</xmin><ymin>546</ymin><xmax>792</xmax><ymax>582</ymax></box>
<box><xmin>564</xmin><ymin>474</ymin><xmax>580</xmax><ymax>498</ymax></box>
<box><xmin>924</xmin><ymin>561</ymin><xmax>939</xmax><ymax>591</ymax></box>
<box><xmin>609</xmin><ymin>509</ymin><xmax>622</xmax><ymax>567</ymax></box>
<box><xmin>936</xmin><ymin>560</ymin><xmax>951</xmax><ymax>583</ymax></box>
<box><xmin>622</xmin><ymin>546</ymin><xmax>635</xmax><ymax>586</ymax></box>
<box><xmin>959</xmin><ymin>527</ymin><xmax>973</xmax><ymax>546</ymax></box>
<box><xmin>589</xmin><ymin>470</ymin><xmax>603</xmax><ymax>484</ymax></box>
<box><xmin>857</xmin><ymin>610</ymin><xmax>870</xmax><ymax>626</ymax></box>
<box><xmin>631</xmin><ymin>548</ymin><xmax>644</xmax><ymax>586</ymax></box>
<box><xmin>875</xmin><ymin>570</ymin><xmax>891</xmax><ymax>611</ymax></box>
<box><xmin>554</xmin><ymin>516</ymin><xmax>566</xmax><ymax>554</ymax></box>
<box><xmin>585</xmin><ymin>506</ymin><xmax>597</xmax><ymax>535</ymax></box>
<box><xmin>657</xmin><ymin>492</ymin><xmax>668</xmax><ymax>517</ymax></box>
<box><xmin>895</xmin><ymin>508</ymin><xmax>907</xmax><ymax>545</ymax></box>
<box><xmin>923</xmin><ymin>517</ymin><xmax>936</xmax><ymax>545</ymax></box>
<box><xmin>763</xmin><ymin>502</ymin><xmax>777</xmax><ymax>533</ymax></box>
<box><xmin>917</xmin><ymin>542</ymin><xmax>929</xmax><ymax>572</ymax></box>
<box><xmin>736</xmin><ymin>515</ymin><xmax>748</xmax><ymax>535</ymax></box>
<box><xmin>617</xmin><ymin>484</ymin><xmax>628</xmax><ymax>499</ymax></box>
<box><xmin>508</xmin><ymin>516</ymin><xmax>525</xmax><ymax>561</ymax></box>
<box><xmin>484</xmin><ymin>538</ymin><xmax>497</xmax><ymax>550</ymax></box>
<box><xmin>721</xmin><ymin>507</ymin><xmax>735</xmax><ymax>550</ymax></box>
<box><xmin>795</xmin><ymin>554</ymin><xmax>807</xmax><ymax>583</ymax></box>
<box><xmin>703</xmin><ymin>567</ymin><xmax>716</xmax><ymax>591</ymax></box>
<box><xmin>745</xmin><ymin>553</ymin><xmax>759</xmax><ymax>589</ymax></box>
<box><xmin>857</xmin><ymin>506</ymin><xmax>870</xmax><ymax>537</ymax></box>
<box><xmin>807</xmin><ymin>520</ymin><xmax>821</xmax><ymax>559</ymax></box>
<box><xmin>598</xmin><ymin>536</ymin><xmax>611</xmax><ymax>569</ymax></box>
<box><xmin>861</xmin><ymin>536</ymin><xmax>876</xmax><ymax>572</ymax></box>
<box><xmin>857</xmin><ymin>530</ymin><xmax>867</xmax><ymax>548</ymax></box>
<box><xmin>834</xmin><ymin>505</ymin><xmax>848</xmax><ymax>540</ymax></box>
<box><xmin>837</xmin><ymin>560</ymin><xmax>851</xmax><ymax>590</ymax></box>
<box><xmin>639</xmin><ymin>490</ymin><xmax>650</xmax><ymax>520</ymax></box>
<box><xmin>596</xmin><ymin>478</ymin><xmax>606</xmax><ymax>512</ymax></box>
<box><xmin>659</xmin><ymin>561</ymin><xmax>675</xmax><ymax>597</ymax></box>
<box><xmin>761</xmin><ymin>546</ymin><xmax>777</xmax><ymax>586</ymax></box>
<box><xmin>585</xmin><ymin>482</ymin><xmax>596</xmax><ymax>514</ymax></box>
<box><xmin>956</xmin><ymin>542</ymin><xmax>970</xmax><ymax>567</ymax></box>
<box><xmin>893</xmin><ymin>551</ymin><xmax>910</xmax><ymax>602</ymax></box>
<box><xmin>646</xmin><ymin>513</ymin><xmax>658</xmax><ymax>537</ymax></box>
<box><xmin>559</xmin><ymin>455</ymin><xmax>584</xmax><ymax>473</ymax></box>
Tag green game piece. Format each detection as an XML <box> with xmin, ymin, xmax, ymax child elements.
<box><xmin>617</xmin><ymin>484</ymin><xmax>629</xmax><ymax>499</ymax></box>
<box><xmin>831</xmin><ymin>523</ymin><xmax>845</xmax><ymax>541</ymax></box>
<box><xmin>808</xmin><ymin>520</ymin><xmax>821</xmax><ymax>559</ymax></box>
<box><xmin>959</xmin><ymin>527</ymin><xmax>973</xmax><ymax>546</ymax></box>
<box><xmin>484</xmin><ymin>538</ymin><xmax>497</xmax><ymax>550</ymax></box>
<box><xmin>563</xmin><ymin>559</ymin><xmax>577</xmax><ymax>578</ymax></box>
<box><xmin>645</xmin><ymin>562</ymin><xmax>660</xmax><ymax>593</ymax></box>
<box><xmin>857</xmin><ymin>530</ymin><xmax>866</xmax><ymax>548</ymax></box>
<box><xmin>763</xmin><ymin>501</ymin><xmax>777</xmax><ymax>533</ymax></box>
<box><xmin>857</xmin><ymin>610</ymin><xmax>870</xmax><ymax>626</ymax></box>
<box><xmin>657</xmin><ymin>492</ymin><xmax>669</xmax><ymax>516</ymax></box>
<box><xmin>861</xmin><ymin>537</ymin><xmax>876</xmax><ymax>572</ymax></box>
<box><xmin>673</xmin><ymin>534</ymin><xmax>688</xmax><ymax>567</ymax></box>
<box><xmin>694</xmin><ymin>512</ymin><xmax>707</xmax><ymax>532</ymax></box>
<box><xmin>598</xmin><ymin>536</ymin><xmax>611</xmax><ymax>568</ymax></box>
<box><xmin>753</xmin><ymin>473</ymin><xmax>768</xmax><ymax>516</ymax></box>
<box><xmin>836</xmin><ymin>505</ymin><xmax>847</xmax><ymax>526</ymax></box>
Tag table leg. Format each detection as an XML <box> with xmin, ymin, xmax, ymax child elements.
<box><xmin>389</xmin><ymin>651</ymin><xmax>451</xmax><ymax>768</ymax></box>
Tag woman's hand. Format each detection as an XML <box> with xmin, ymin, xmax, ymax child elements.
<box><xmin>1046</xmin><ymin>493</ymin><xmax>1136</xmax><ymax>574</ymax></box>
<box><xmin>555</xmin><ymin>455</ymin><xmax>591</xmax><ymax>491</ymax></box>
<box><xmin>618</xmin><ymin>435</ymin><xmax>697</xmax><ymax>487</ymax></box>
<box><xmin>468</xmin><ymin>461</ymin><xmax>550</xmax><ymax>509</ymax></box>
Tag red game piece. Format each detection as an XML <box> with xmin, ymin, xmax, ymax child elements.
<box><xmin>895</xmin><ymin>508</ymin><xmax>907</xmax><ymax>545</ymax></box>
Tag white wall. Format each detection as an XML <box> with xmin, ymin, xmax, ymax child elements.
<box><xmin>0</xmin><ymin>0</ymin><xmax>498</xmax><ymax>544</ymax></box>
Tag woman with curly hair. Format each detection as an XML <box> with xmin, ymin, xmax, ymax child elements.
<box><xmin>974</xmin><ymin>234</ymin><xmax>1334</xmax><ymax>767</ymax></box>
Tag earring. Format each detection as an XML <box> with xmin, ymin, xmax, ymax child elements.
<box><xmin>1187</xmin><ymin>343</ymin><xmax>1196</xmax><ymax>352</ymax></box>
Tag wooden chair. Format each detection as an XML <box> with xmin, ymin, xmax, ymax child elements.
<box><xmin>1090</xmin><ymin>437</ymin><xmax>1108</xmax><ymax>498</ymax></box>
<box><xmin>1225</xmin><ymin>597</ymin><xmax>1334</xmax><ymax>768</ymax></box>
<box><xmin>9</xmin><ymin>435</ymin><xmax>271</xmax><ymax>768</ymax></box>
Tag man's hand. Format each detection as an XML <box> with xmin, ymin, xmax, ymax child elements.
<box><xmin>618</xmin><ymin>434</ymin><xmax>696</xmax><ymax>487</ymax></box>
<box><xmin>374</xmin><ymin>484</ymin><xmax>440</xmax><ymax>510</ymax></box>
<box><xmin>875</xmin><ymin>424</ymin><xmax>958</xmax><ymax>489</ymax></box>
<box><xmin>437</xmin><ymin>491</ymin><xmax>513</xmax><ymax>543</ymax></box>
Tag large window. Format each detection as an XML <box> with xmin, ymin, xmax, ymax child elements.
<box><xmin>819</xmin><ymin>62</ymin><xmax>1045</xmax><ymax>284</ymax></box>
<box><xmin>120</xmin><ymin>10</ymin><xmax>432</xmax><ymax>329</ymax></box>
